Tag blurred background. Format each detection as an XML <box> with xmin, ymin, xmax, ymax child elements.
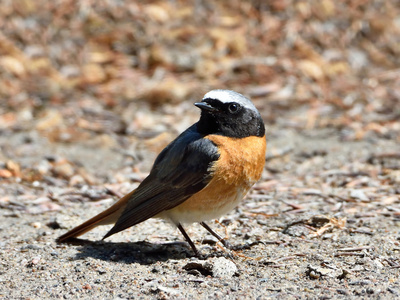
<box><xmin>1</xmin><ymin>1</ymin><xmax>399</xmax><ymax>132</ymax></box>
<box><xmin>0</xmin><ymin>0</ymin><xmax>399</xmax><ymax>204</ymax></box>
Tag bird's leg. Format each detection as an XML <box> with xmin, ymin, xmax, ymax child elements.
<box><xmin>177</xmin><ymin>223</ymin><xmax>199</xmax><ymax>256</ymax></box>
<box><xmin>200</xmin><ymin>221</ymin><xmax>232</xmax><ymax>249</ymax></box>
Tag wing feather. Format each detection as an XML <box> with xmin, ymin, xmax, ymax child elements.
<box><xmin>103</xmin><ymin>125</ymin><xmax>219</xmax><ymax>239</ymax></box>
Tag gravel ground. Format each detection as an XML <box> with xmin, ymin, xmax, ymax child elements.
<box><xmin>1</xmin><ymin>124</ymin><xmax>399</xmax><ymax>299</ymax></box>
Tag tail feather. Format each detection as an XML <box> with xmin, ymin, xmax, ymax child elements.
<box><xmin>57</xmin><ymin>190</ymin><xmax>135</xmax><ymax>242</ymax></box>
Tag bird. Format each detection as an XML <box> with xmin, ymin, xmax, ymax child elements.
<box><xmin>57</xmin><ymin>89</ymin><xmax>266</xmax><ymax>256</ymax></box>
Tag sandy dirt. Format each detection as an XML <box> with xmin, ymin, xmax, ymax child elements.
<box><xmin>1</xmin><ymin>123</ymin><xmax>399</xmax><ymax>299</ymax></box>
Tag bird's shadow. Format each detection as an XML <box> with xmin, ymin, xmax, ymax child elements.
<box><xmin>60</xmin><ymin>238</ymin><xmax>229</xmax><ymax>264</ymax></box>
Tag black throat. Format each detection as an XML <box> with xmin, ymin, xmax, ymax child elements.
<box><xmin>196</xmin><ymin>111</ymin><xmax>265</xmax><ymax>138</ymax></box>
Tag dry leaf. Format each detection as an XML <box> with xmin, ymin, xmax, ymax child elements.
<box><xmin>0</xmin><ymin>56</ymin><xmax>26</xmax><ymax>76</ymax></box>
<box><xmin>298</xmin><ymin>60</ymin><xmax>324</xmax><ymax>80</ymax></box>
<box><xmin>36</xmin><ymin>110</ymin><xmax>64</xmax><ymax>131</ymax></box>
<box><xmin>82</xmin><ymin>64</ymin><xmax>107</xmax><ymax>84</ymax></box>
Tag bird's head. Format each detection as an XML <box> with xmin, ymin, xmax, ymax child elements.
<box><xmin>195</xmin><ymin>90</ymin><xmax>265</xmax><ymax>138</ymax></box>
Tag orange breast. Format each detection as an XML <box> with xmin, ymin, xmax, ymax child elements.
<box><xmin>164</xmin><ymin>135</ymin><xmax>266</xmax><ymax>224</ymax></box>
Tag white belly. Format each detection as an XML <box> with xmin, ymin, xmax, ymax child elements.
<box><xmin>158</xmin><ymin>187</ymin><xmax>249</xmax><ymax>225</ymax></box>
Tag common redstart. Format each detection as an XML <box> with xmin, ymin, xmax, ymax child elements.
<box><xmin>57</xmin><ymin>90</ymin><xmax>266</xmax><ymax>256</ymax></box>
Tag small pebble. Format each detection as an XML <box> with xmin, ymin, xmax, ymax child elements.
<box><xmin>31</xmin><ymin>222</ymin><xmax>42</xmax><ymax>229</ymax></box>
<box><xmin>212</xmin><ymin>257</ymin><xmax>238</xmax><ymax>278</ymax></box>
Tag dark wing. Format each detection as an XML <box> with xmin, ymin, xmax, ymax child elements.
<box><xmin>103</xmin><ymin>124</ymin><xmax>219</xmax><ymax>239</ymax></box>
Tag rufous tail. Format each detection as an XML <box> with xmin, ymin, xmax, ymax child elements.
<box><xmin>57</xmin><ymin>189</ymin><xmax>135</xmax><ymax>242</ymax></box>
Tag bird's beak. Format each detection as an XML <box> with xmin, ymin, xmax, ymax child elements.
<box><xmin>194</xmin><ymin>102</ymin><xmax>217</xmax><ymax>112</ymax></box>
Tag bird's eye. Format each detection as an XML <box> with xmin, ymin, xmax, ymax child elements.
<box><xmin>228</xmin><ymin>103</ymin><xmax>240</xmax><ymax>113</ymax></box>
